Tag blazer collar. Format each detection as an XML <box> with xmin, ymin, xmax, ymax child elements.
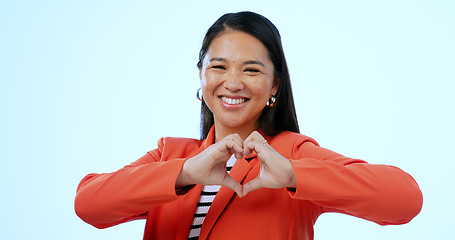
<box><xmin>200</xmin><ymin>125</ymin><xmax>215</xmax><ymax>149</ymax></box>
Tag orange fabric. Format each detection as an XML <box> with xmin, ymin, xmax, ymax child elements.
<box><xmin>75</xmin><ymin>127</ymin><xmax>422</xmax><ymax>240</ymax></box>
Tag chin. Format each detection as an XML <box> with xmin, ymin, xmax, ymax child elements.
<box><xmin>223</xmin><ymin>122</ymin><xmax>245</xmax><ymax>129</ymax></box>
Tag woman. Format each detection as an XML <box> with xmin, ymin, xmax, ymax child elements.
<box><xmin>75</xmin><ymin>11</ymin><xmax>422</xmax><ymax>240</ymax></box>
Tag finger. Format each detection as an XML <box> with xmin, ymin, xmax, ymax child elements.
<box><xmin>225</xmin><ymin>136</ymin><xmax>244</xmax><ymax>159</ymax></box>
<box><xmin>243</xmin><ymin>142</ymin><xmax>253</xmax><ymax>158</ymax></box>
<box><xmin>244</xmin><ymin>140</ymin><xmax>270</xmax><ymax>162</ymax></box>
<box><xmin>234</xmin><ymin>151</ymin><xmax>243</xmax><ymax>160</ymax></box>
<box><xmin>243</xmin><ymin>131</ymin><xmax>261</xmax><ymax>146</ymax></box>
<box><xmin>212</xmin><ymin>134</ymin><xmax>243</xmax><ymax>161</ymax></box>
<box><xmin>242</xmin><ymin>177</ymin><xmax>263</xmax><ymax>197</ymax></box>
<box><xmin>231</xmin><ymin>134</ymin><xmax>245</xmax><ymax>159</ymax></box>
<box><xmin>221</xmin><ymin>174</ymin><xmax>244</xmax><ymax>198</ymax></box>
<box><xmin>243</xmin><ymin>131</ymin><xmax>265</xmax><ymax>157</ymax></box>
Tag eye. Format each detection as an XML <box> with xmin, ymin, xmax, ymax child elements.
<box><xmin>245</xmin><ymin>68</ymin><xmax>260</xmax><ymax>73</ymax></box>
<box><xmin>212</xmin><ymin>65</ymin><xmax>226</xmax><ymax>70</ymax></box>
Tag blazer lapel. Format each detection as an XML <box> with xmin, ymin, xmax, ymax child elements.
<box><xmin>175</xmin><ymin>185</ymin><xmax>203</xmax><ymax>239</ymax></box>
<box><xmin>198</xmin><ymin>157</ymin><xmax>259</xmax><ymax>240</ymax></box>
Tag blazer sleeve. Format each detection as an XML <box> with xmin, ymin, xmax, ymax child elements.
<box><xmin>286</xmin><ymin>136</ymin><xmax>423</xmax><ymax>225</ymax></box>
<box><xmin>74</xmin><ymin>138</ymin><xmax>187</xmax><ymax>229</ymax></box>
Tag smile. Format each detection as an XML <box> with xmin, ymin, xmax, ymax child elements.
<box><xmin>220</xmin><ymin>97</ymin><xmax>248</xmax><ymax>105</ymax></box>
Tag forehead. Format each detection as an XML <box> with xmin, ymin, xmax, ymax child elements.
<box><xmin>205</xmin><ymin>31</ymin><xmax>271</xmax><ymax>63</ymax></box>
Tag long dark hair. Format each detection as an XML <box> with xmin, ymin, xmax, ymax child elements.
<box><xmin>197</xmin><ymin>11</ymin><xmax>299</xmax><ymax>139</ymax></box>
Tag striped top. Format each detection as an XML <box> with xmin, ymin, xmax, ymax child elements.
<box><xmin>187</xmin><ymin>155</ymin><xmax>237</xmax><ymax>240</ymax></box>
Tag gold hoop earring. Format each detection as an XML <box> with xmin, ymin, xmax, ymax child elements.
<box><xmin>196</xmin><ymin>88</ymin><xmax>203</xmax><ymax>101</ymax></box>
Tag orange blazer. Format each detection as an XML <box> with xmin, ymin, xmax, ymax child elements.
<box><xmin>75</xmin><ymin>127</ymin><xmax>422</xmax><ymax>240</ymax></box>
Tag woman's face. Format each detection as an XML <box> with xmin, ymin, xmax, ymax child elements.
<box><xmin>200</xmin><ymin>30</ymin><xmax>278</xmax><ymax>135</ymax></box>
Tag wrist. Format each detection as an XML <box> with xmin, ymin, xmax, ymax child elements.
<box><xmin>287</xmin><ymin>159</ymin><xmax>297</xmax><ymax>189</ymax></box>
<box><xmin>175</xmin><ymin>160</ymin><xmax>193</xmax><ymax>188</ymax></box>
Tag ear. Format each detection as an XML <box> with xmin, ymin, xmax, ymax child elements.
<box><xmin>271</xmin><ymin>77</ymin><xmax>280</xmax><ymax>96</ymax></box>
<box><xmin>198</xmin><ymin>62</ymin><xmax>203</xmax><ymax>81</ymax></box>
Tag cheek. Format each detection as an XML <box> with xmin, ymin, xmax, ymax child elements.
<box><xmin>249</xmin><ymin>78</ymin><xmax>274</xmax><ymax>95</ymax></box>
<box><xmin>202</xmin><ymin>72</ymin><xmax>221</xmax><ymax>90</ymax></box>
<box><xmin>200</xmin><ymin>71</ymin><xmax>209</xmax><ymax>88</ymax></box>
<box><xmin>201</xmin><ymin>77</ymin><xmax>216</xmax><ymax>100</ymax></box>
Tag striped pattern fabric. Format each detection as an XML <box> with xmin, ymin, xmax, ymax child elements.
<box><xmin>187</xmin><ymin>155</ymin><xmax>237</xmax><ymax>240</ymax></box>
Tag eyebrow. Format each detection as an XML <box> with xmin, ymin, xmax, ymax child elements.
<box><xmin>209</xmin><ymin>58</ymin><xmax>265</xmax><ymax>67</ymax></box>
<box><xmin>243</xmin><ymin>60</ymin><xmax>265</xmax><ymax>67</ymax></box>
<box><xmin>209</xmin><ymin>57</ymin><xmax>227</xmax><ymax>62</ymax></box>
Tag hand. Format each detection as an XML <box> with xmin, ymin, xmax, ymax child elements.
<box><xmin>176</xmin><ymin>134</ymin><xmax>244</xmax><ymax>197</ymax></box>
<box><xmin>242</xmin><ymin>131</ymin><xmax>297</xmax><ymax>197</ymax></box>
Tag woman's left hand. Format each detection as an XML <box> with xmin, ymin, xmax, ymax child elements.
<box><xmin>242</xmin><ymin>131</ymin><xmax>297</xmax><ymax>197</ymax></box>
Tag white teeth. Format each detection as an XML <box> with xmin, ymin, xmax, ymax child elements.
<box><xmin>221</xmin><ymin>97</ymin><xmax>246</xmax><ymax>105</ymax></box>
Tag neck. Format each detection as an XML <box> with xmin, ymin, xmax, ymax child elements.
<box><xmin>214</xmin><ymin>122</ymin><xmax>259</xmax><ymax>143</ymax></box>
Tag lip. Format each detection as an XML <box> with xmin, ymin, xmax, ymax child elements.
<box><xmin>218</xmin><ymin>95</ymin><xmax>249</xmax><ymax>109</ymax></box>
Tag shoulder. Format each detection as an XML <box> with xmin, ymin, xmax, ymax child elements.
<box><xmin>270</xmin><ymin>131</ymin><xmax>319</xmax><ymax>147</ymax></box>
<box><xmin>159</xmin><ymin>136</ymin><xmax>202</xmax><ymax>146</ymax></box>
<box><xmin>267</xmin><ymin>131</ymin><xmax>319</xmax><ymax>158</ymax></box>
<box><xmin>270</xmin><ymin>131</ymin><xmax>356</xmax><ymax>162</ymax></box>
<box><xmin>149</xmin><ymin>137</ymin><xmax>204</xmax><ymax>159</ymax></box>
<box><xmin>267</xmin><ymin>131</ymin><xmax>362</xmax><ymax>161</ymax></box>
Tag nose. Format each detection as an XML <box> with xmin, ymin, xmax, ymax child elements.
<box><xmin>223</xmin><ymin>71</ymin><xmax>244</xmax><ymax>91</ymax></box>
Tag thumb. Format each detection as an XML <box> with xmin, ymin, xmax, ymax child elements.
<box><xmin>242</xmin><ymin>177</ymin><xmax>263</xmax><ymax>197</ymax></box>
<box><xmin>221</xmin><ymin>174</ymin><xmax>243</xmax><ymax>198</ymax></box>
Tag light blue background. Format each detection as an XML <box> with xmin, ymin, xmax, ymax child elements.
<box><xmin>1</xmin><ymin>0</ymin><xmax>454</xmax><ymax>239</ymax></box>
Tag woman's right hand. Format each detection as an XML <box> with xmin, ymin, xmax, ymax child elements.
<box><xmin>175</xmin><ymin>134</ymin><xmax>244</xmax><ymax>197</ymax></box>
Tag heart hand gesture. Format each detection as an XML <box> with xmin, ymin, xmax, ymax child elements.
<box><xmin>175</xmin><ymin>131</ymin><xmax>296</xmax><ymax>198</ymax></box>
